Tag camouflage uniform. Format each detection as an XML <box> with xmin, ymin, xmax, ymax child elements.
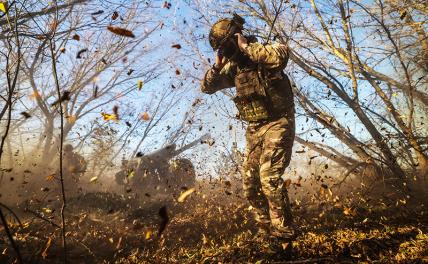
<box><xmin>201</xmin><ymin>40</ymin><xmax>296</xmax><ymax>239</ymax></box>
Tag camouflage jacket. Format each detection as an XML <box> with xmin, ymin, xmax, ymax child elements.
<box><xmin>201</xmin><ymin>41</ymin><xmax>294</xmax><ymax>121</ymax></box>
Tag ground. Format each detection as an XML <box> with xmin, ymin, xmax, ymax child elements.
<box><xmin>0</xmin><ymin>180</ymin><xmax>427</xmax><ymax>263</ymax></box>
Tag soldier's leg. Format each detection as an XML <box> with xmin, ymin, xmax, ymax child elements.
<box><xmin>242</xmin><ymin>126</ymin><xmax>271</xmax><ymax>233</ymax></box>
<box><xmin>259</xmin><ymin>117</ymin><xmax>295</xmax><ymax>239</ymax></box>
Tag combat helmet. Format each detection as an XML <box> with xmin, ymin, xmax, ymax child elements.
<box><xmin>209</xmin><ymin>13</ymin><xmax>245</xmax><ymax>51</ymax></box>
<box><xmin>64</xmin><ymin>144</ymin><xmax>73</xmax><ymax>152</ymax></box>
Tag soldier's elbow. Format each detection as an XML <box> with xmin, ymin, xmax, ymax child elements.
<box><xmin>200</xmin><ymin>84</ymin><xmax>215</xmax><ymax>94</ymax></box>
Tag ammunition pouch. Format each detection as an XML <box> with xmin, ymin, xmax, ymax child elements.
<box><xmin>234</xmin><ymin>70</ymin><xmax>271</xmax><ymax>122</ymax></box>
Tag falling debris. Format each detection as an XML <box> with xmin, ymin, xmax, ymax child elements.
<box><xmin>51</xmin><ymin>91</ymin><xmax>72</xmax><ymax>106</ymax></box>
<box><xmin>107</xmin><ymin>26</ymin><xmax>135</xmax><ymax>38</ymax></box>
<box><xmin>138</xmin><ymin>80</ymin><xmax>143</xmax><ymax>91</ymax></box>
<box><xmin>177</xmin><ymin>188</ymin><xmax>196</xmax><ymax>203</ymax></box>
<box><xmin>76</xmin><ymin>48</ymin><xmax>88</xmax><ymax>59</ymax></box>
<box><xmin>171</xmin><ymin>44</ymin><xmax>181</xmax><ymax>49</ymax></box>
<box><xmin>20</xmin><ymin>112</ymin><xmax>31</xmax><ymax>119</ymax></box>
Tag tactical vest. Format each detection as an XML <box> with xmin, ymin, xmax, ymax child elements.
<box><xmin>233</xmin><ymin>65</ymin><xmax>294</xmax><ymax>122</ymax></box>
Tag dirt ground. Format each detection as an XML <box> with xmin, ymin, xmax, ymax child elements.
<box><xmin>0</xmin><ymin>179</ymin><xmax>427</xmax><ymax>263</ymax></box>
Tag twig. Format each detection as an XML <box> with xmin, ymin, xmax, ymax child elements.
<box><xmin>0</xmin><ymin>3</ymin><xmax>23</xmax><ymax>263</ymax></box>
<box><xmin>0</xmin><ymin>202</ymin><xmax>23</xmax><ymax>228</ymax></box>
<box><xmin>266</xmin><ymin>0</ymin><xmax>285</xmax><ymax>43</ymax></box>
<box><xmin>24</xmin><ymin>208</ymin><xmax>61</xmax><ymax>229</ymax></box>
<box><xmin>0</xmin><ymin>209</ymin><xmax>23</xmax><ymax>263</ymax></box>
<box><xmin>48</xmin><ymin>3</ymin><xmax>67</xmax><ymax>261</ymax></box>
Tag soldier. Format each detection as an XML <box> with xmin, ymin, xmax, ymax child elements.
<box><xmin>201</xmin><ymin>14</ymin><xmax>296</xmax><ymax>256</ymax></box>
<box><xmin>115</xmin><ymin>159</ymin><xmax>131</xmax><ymax>186</ymax></box>
<box><xmin>62</xmin><ymin>144</ymin><xmax>87</xmax><ymax>191</ymax></box>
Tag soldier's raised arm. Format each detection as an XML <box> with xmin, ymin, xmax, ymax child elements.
<box><xmin>200</xmin><ymin>61</ymin><xmax>235</xmax><ymax>94</ymax></box>
<box><xmin>236</xmin><ymin>34</ymin><xmax>289</xmax><ymax>70</ymax></box>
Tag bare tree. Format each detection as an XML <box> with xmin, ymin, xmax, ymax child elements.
<box><xmin>179</xmin><ymin>0</ymin><xmax>427</xmax><ymax>191</ymax></box>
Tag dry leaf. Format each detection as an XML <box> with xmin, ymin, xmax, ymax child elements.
<box><xmin>163</xmin><ymin>1</ymin><xmax>172</xmax><ymax>9</ymax></box>
<box><xmin>140</xmin><ymin>112</ymin><xmax>150</xmax><ymax>121</ymax></box>
<box><xmin>29</xmin><ymin>91</ymin><xmax>41</xmax><ymax>100</ymax></box>
<box><xmin>101</xmin><ymin>112</ymin><xmax>119</xmax><ymax>122</ymax></box>
<box><xmin>0</xmin><ymin>2</ymin><xmax>7</xmax><ymax>13</ymax></box>
<box><xmin>49</xmin><ymin>19</ymin><xmax>58</xmax><ymax>31</ymax></box>
<box><xmin>72</xmin><ymin>34</ymin><xmax>80</xmax><ymax>41</ymax></box>
<box><xmin>20</xmin><ymin>112</ymin><xmax>31</xmax><ymax>119</ymax></box>
<box><xmin>76</xmin><ymin>48</ymin><xmax>88</xmax><ymax>59</ymax></box>
<box><xmin>112</xmin><ymin>11</ymin><xmax>119</xmax><ymax>20</ymax></box>
<box><xmin>138</xmin><ymin>80</ymin><xmax>143</xmax><ymax>91</ymax></box>
<box><xmin>283</xmin><ymin>179</ymin><xmax>292</xmax><ymax>189</ymax></box>
<box><xmin>145</xmin><ymin>230</ymin><xmax>152</xmax><ymax>240</ymax></box>
<box><xmin>66</xmin><ymin>115</ymin><xmax>76</xmax><ymax>123</ymax></box>
<box><xmin>45</xmin><ymin>174</ymin><xmax>55</xmax><ymax>181</ymax></box>
<box><xmin>51</xmin><ymin>91</ymin><xmax>71</xmax><ymax>106</ymax></box>
<box><xmin>171</xmin><ymin>44</ymin><xmax>181</xmax><ymax>49</ymax></box>
<box><xmin>177</xmin><ymin>188</ymin><xmax>195</xmax><ymax>203</ymax></box>
<box><xmin>107</xmin><ymin>26</ymin><xmax>135</xmax><ymax>38</ymax></box>
<box><xmin>90</xmin><ymin>176</ymin><xmax>98</xmax><ymax>182</ymax></box>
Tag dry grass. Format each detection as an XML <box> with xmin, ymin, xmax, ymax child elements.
<box><xmin>0</xmin><ymin>179</ymin><xmax>427</xmax><ymax>263</ymax></box>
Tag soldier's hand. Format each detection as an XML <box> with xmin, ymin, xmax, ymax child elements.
<box><xmin>214</xmin><ymin>52</ymin><xmax>225</xmax><ymax>71</ymax></box>
<box><xmin>235</xmin><ymin>33</ymin><xmax>248</xmax><ymax>51</ymax></box>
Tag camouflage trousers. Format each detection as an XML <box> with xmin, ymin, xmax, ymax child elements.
<box><xmin>242</xmin><ymin>115</ymin><xmax>295</xmax><ymax>239</ymax></box>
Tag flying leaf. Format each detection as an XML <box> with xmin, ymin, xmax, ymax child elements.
<box><xmin>45</xmin><ymin>174</ymin><xmax>55</xmax><ymax>181</ymax></box>
<box><xmin>107</xmin><ymin>26</ymin><xmax>135</xmax><ymax>38</ymax></box>
<box><xmin>91</xmin><ymin>10</ymin><xmax>104</xmax><ymax>16</ymax></box>
<box><xmin>171</xmin><ymin>44</ymin><xmax>181</xmax><ymax>49</ymax></box>
<box><xmin>76</xmin><ymin>48</ymin><xmax>88</xmax><ymax>59</ymax></box>
<box><xmin>101</xmin><ymin>112</ymin><xmax>119</xmax><ymax>122</ymax></box>
<box><xmin>0</xmin><ymin>2</ymin><xmax>7</xmax><ymax>13</ymax></box>
<box><xmin>90</xmin><ymin>176</ymin><xmax>98</xmax><ymax>182</ymax></box>
<box><xmin>145</xmin><ymin>230</ymin><xmax>152</xmax><ymax>240</ymax></box>
<box><xmin>48</xmin><ymin>19</ymin><xmax>58</xmax><ymax>31</ymax></box>
<box><xmin>113</xmin><ymin>105</ymin><xmax>119</xmax><ymax>120</ymax></box>
<box><xmin>29</xmin><ymin>91</ymin><xmax>41</xmax><ymax>100</ymax></box>
<box><xmin>20</xmin><ymin>112</ymin><xmax>31</xmax><ymax>119</ymax></box>
<box><xmin>283</xmin><ymin>179</ymin><xmax>292</xmax><ymax>189</ymax></box>
<box><xmin>127</xmin><ymin>170</ymin><xmax>135</xmax><ymax>179</ymax></box>
<box><xmin>177</xmin><ymin>188</ymin><xmax>195</xmax><ymax>203</ymax></box>
<box><xmin>400</xmin><ymin>11</ymin><xmax>407</xmax><ymax>20</ymax></box>
<box><xmin>138</xmin><ymin>80</ymin><xmax>143</xmax><ymax>91</ymax></box>
<box><xmin>140</xmin><ymin>112</ymin><xmax>150</xmax><ymax>121</ymax></box>
<box><xmin>51</xmin><ymin>91</ymin><xmax>71</xmax><ymax>106</ymax></box>
<box><xmin>112</xmin><ymin>11</ymin><xmax>119</xmax><ymax>20</ymax></box>
<box><xmin>163</xmin><ymin>1</ymin><xmax>172</xmax><ymax>9</ymax></box>
<box><xmin>66</xmin><ymin>115</ymin><xmax>76</xmax><ymax>123</ymax></box>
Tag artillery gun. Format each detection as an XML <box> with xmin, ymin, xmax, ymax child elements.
<box><xmin>115</xmin><ymin>135</ymin><xmax>209</xmax><ymax>197</ymax></box>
